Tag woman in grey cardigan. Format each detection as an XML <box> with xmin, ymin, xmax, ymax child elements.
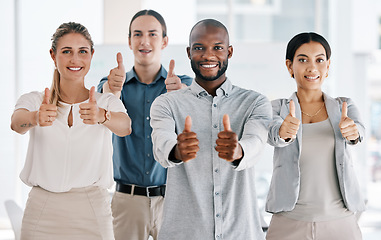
<box><xmin>265</xmin><ymin>32</ymin><xmax>365</xmax><ymax>240</ymax></box>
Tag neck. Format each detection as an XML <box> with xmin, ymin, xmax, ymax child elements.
<box><xmin>134</xmin><ymin>62</ymin><xmax>162</xmax><ymax>84</ymax></box>
<box><xmin>296</xmin><ymin>89</ymin><xmax>324</xmax><ymax>103</ymax></box>
<box><xmin>59</xmin><ymin>78</ymin><xmax>88</xmax><ymax>104</ymax></box>
<box><xmin>195</xmin><ymin>76</ymin><xmax>226</xmax><ymax>97</ymax></box>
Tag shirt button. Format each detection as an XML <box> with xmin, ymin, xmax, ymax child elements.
<box><xmin>147</xmin><ymin>153</ymin><xmax>150</xmax><ymax>157</ymax></box>
<box><xmin>215</xmin><ymin>192</ymin><xmax>219</xmax><ymax>196</ymax></box>
<box><xmin>216</xmin><ymin>235</ymin><xmax>220</xmax><ymax>239</ymax></box>
<box><xmin>216</xmin><ymin>213</ymin><xmax>220</xmax><ymax>218</ymax></box>
<box><xmin>146</xmin><ymin>99</ymin><xmax>150</xmax><ymax>103</ymax></box>
<box><xmin>146</xmin><ymin>171</ymin><xmax>150</xmax><ymax>175</ymax></box>
<box><xmin>213</xmin><ymin>104</ymin><xmax>217</xmax><ymax>107</ymax></box>
<box><xmin>215</xmin><ymin>169</ymin><xmax>219</xmax><ymax>173</ymax></box>
<box><xmin>146</xmin><ymin>116</ymin><xmax>150</xmax><ymax>120</ymax></box>
<box><xmin>147</xmin><ymin>135</ymin><xmax>150</xmax><ymax>139</ymax></box>
<box><xmin>213</xmin><ymin>124</ymin><xmax>217</xmax><ymax>128</ymax></box>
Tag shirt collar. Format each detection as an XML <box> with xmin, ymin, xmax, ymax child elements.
<box><xmin>125</xmin><ymin>65</ymin><xmax>167</xmax><ymax>84</ymax></box>
<box><xmin>190</xmin><ymin>78</ymin><xmax>232</xmax><ymax>98</ymax></box>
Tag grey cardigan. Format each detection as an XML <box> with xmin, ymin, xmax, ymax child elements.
<box><xmin>266</xmin><ymin>92</ymin><xmax>366</xmax><ymax>214</ymax></box>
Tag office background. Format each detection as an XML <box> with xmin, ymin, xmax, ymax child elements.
<box><xmin>1</xmin><ymin>0</ymin><xmax>381</xmax><ymax>239</ymax></box>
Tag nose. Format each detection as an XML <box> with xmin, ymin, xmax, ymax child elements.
<box><xmin>140</xmin><ymin>34</ymin><xmax>150</xmax><ymax>46</ymax></box>
<box><xmin>70</xmin><ymin>52</ymin><xmax>79</xmax><ymax>63</ymax></box>
<box><xmin>202</xmin><ymin>48</ymin><xmax>216</xmax><ymax>60</ymax></box>
<box><xmin>306</xmin><ymin>61</ymin><xmax>318</xmax><ymax>72</ymax></box>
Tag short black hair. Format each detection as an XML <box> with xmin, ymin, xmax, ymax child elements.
<box><xmin>286</xmin><ymin>32</ymin><xmax>331</xmax><ymax>62</ymax></box>
<box><xmin>189</xmin><ymin>19</ymin><xmax>229</xmax><ymax>45</ymax></box>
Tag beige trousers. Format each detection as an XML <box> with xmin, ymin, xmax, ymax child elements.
<box><xmin>21</xmin><ymin>186</ymin><xmax>114</xmax><ymax>240</ymax></box>
<box><xmin>111</xmin><ymin>191</ymin><xmax>164</xmax><ymax>240</ymax></box>
<box><xmin>266</xmin><ymin>214</ymin><xmax>362</xmax><ymax>240</ymax></box>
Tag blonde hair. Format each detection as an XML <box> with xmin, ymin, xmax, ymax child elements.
<box><xmin>50</xmin><ymin>22</ymin><xmax>94</xmax><ymax>106</ymax></box>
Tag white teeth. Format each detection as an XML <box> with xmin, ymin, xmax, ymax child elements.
<box><xmin>69</xmin><ymin>67</ymin><xmax>81</xmax><ymax>71</ymax></box>
<box><xmin>201</xmin><ymin>64</ymin><xmax>217</xmax><ymax>68</ymax></box>
<box><xmin>306</xmin><ymin>76</ymin><xmax>319</xmax><ymax>79</ymax></box>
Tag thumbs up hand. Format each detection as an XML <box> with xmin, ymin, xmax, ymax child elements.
<box><xmin>339</xmin><ymin>102</ymin><xmax>359</xmax><ymax>141</ymax></box>
<box><xmin>79</xmin><ymin>87</ymin><xmax>104</xmax><ymax>125</ymax></box>
<box><xmin>165</xmin><ymin>60</ymin><xmax>185</xmax><ymax>92</ymax></box>
<box><xmin>37</xmin><ymin>88</ymin><xmax>57</xmax><ymax>126</ymax></box>
<box><xmin>105</xmin><ymin>52</ymin><xmax>125</xmax><ymax>96</ymax></box>
<box><xmin>215</xmin><ymin>114</ymin><xmax>242</xmax><ymax>162</ymax></box>
<box><xmin>174</xmin><ymin>116</ymin><xmax>199</xmax><ymax>162</ymax></box>
<box><xmin>279</xmin><ymin>100</ymin><xmax>300</xmax><ymax>141</ymax></box>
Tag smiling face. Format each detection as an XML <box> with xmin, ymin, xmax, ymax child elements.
<box><xmin>128</xmin><ymin>15</ymin><xmax>168</xmax><ymax>67</ymax></box>
<box><xmin>50</xmin><ymin>32</ymin><xmax>94</xmax><ymax>82</ymax></box>
<box><xmin>286</xmin><ymin>41</ymin><xmax>330</xmax><ymax>92</ymax></box>
<box><xmin>187</xmin><ymin>23</ymin><xmax>232</xmax><ymax>85</ymax></box>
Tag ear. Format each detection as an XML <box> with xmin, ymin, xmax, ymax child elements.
<box><xmin>327</xmin><ymin>59</ymin><xmax>331</xmax><ymax>72</ymax></box>
<box><xmin>128</xmin><ymin>37</ymin><xmax>132</xmax><ymax>50</ymax></box>
<box><xmin>227</xmin><ymin>45</ymin><xmax>233</xmax><ymax>59</ymax></box>
<box><xmin>50</xmin><ymin>49</ymin><xmax>56</xmax><ymax>66</ymax></box>
<box><xmin>186</xmin><ymin>47</ymin><xmax>191</xmax><ymax>60</ymax></box>
<box><xmin>285</xmin><ymin>59</ymin><xmax>293</xmax><ymax>76</ymax></box>
<box><xmin>161</xmin><ymin>36</ymin><xmax>169</xmax><ymax>49</ymax></box>
<box><xmin>91</xmin><ymin>49</ymin><xmax>95</xmax><ymax>59</ymax></box>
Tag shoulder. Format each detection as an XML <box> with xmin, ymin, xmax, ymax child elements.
<box><xmin>232</xmin><ymin>85</ymin><xmax>268</xmax><ymax>100</ymax></box>
<box><xmin>153</xmin><ymin>88</ymin><xmax>190</xmax><ymax>106</ymax></box>
<box><xmin>271</xmin><ymin>98</ymin><xmax>288</xmax><ymax>106</ymax></box>
<box><xmin>17</xmin><ymin>91</ymin><xmax>44</xmax><ymax>102</ymax></box>
<box><xmin>95</xmin><ymin>91</ymin><xmax>120</xmax><ymax>105</ymax></box>
<box><xmin>177</xmin><ymin>75</ymin><xmax>193</xmax><ymax>85</ymax></box>
<box><xmin>15</xmin><ymin>91</ymin><xmax>44</xmax><ymax>111</ymax></box>
<box><xmin>328</xmin><ymin>95</ymin><xmax>355</xmax><ymax>107</ymax></box>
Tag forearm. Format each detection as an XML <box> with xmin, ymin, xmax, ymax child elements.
<box><xmin>103</xmin><ymin>112</ymin><xmax>131</xmax><ymax>137</ymax></box>
<box><xmin>103</xmin><ymin>81</ymin><xmax>121</xmax><ymax>99</ymax></box>
<box><xmin>11</xmin><ymin>109</ymin><xmax>38</xmax><ymax>134</ymax></box>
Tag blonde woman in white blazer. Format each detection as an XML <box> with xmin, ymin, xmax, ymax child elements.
<box><xmin>265</xmin><ymin>32</ymin><xmax>365</xmax><ymax>240</ymax></box>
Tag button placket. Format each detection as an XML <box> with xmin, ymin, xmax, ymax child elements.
<box><xmin>211</xmin><ymin>97</ymin><xmax>223</xmax><ymax>238</ymax></box>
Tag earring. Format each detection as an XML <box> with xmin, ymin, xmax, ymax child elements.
<box><xmin>290</xmin><ymin>73</ymin><xmax>294</xmax><ymax>78</ymax></box>
<box><xmin>326</xmin><ymin>73</ymin><xmax>328</xmax><ymax>78</ymax></box>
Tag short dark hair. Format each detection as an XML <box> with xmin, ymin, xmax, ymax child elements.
<box><xmin>128</xmin><ymin>9</ymin><xmax>167</xmax><ymax>38</ymax></box>
<box><xmin>286</xmin><ymin>32</ymin><xmax>331</xmax><ymax>62</ymax></box>
<box><xmin>189</xmin><ymin>19</ymin><xmax>229</xmax><ymax>45</ymax></box>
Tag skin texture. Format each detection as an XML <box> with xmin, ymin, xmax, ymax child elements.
<box><xmin>280</xmin><ymin>41</ymin><xmax>358</xmax><ymax>141</ymax></box>
<box><xmin>103</xmin><ymin>15</ymin><xmax>184</xmax><ymax>97</ymax></box>
<box><xmin>174</xmin><ymin>22</ymin><xmax>242</xmax><ymax>163</ymax></box>
<box><xmin>11</xmin><ymin>33</ymin><xmax>131</xmax><ymax>137</ymax></box>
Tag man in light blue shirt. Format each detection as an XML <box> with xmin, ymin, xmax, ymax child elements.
<box><xmin>150</xmin><ymin>19</ymin><xmax>272</xmax><ymax>240</ymax></box>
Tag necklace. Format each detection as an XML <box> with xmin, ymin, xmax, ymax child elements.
<box><xmin>301</xmin><ymin>102</ymin><xmax>325</xmax><ymax>117</ymax></box>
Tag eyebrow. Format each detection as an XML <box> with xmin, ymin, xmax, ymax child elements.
<box><xmin>296</xmin><ymin>53</ymin><xmax>326</xmax><ymax>58</ymax></box>
<box><xmin>60</xmin><ymin>46</ymin><xmax>90</xmax><ymax>50</ymax></box>
<box><xmin>191</xmin><ymin>42</ymin><xmax>224</xmax><ymax>47</ymax></box>
<box><xmin>133</xmin><ymin>30</ymin><xmax>159</xmax><ymax>33</ymax></box>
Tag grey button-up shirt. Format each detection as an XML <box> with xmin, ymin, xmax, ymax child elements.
<box><xmin>150</xmin><ymin>79</ymin><xmax>272</xmax><ymax>240</ymax></box>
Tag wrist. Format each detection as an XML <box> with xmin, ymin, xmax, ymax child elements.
<box><xmin>98</xmin><ymin>109</ymin><xmax>111</xmax><ymax>124</ymax></box>
<box><xmin>34</xmin><ymin>111</ymin><xmax>39</xmax><ymax>126</ymax></box>
<box><xmin>103</xmin><ymin>81</ymin><xmax>112</xmax><ymax>93</ymax></box>
<box><xmin>169</xmin><ymin>145</ymin><xmax>182</xmax><ymax>163</ymax></box>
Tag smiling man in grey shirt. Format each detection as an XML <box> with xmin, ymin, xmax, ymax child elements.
<box><xmin>150</xmin><ymin>19</ymin><xmax>272</xmax><ymax>240</ymax></box>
